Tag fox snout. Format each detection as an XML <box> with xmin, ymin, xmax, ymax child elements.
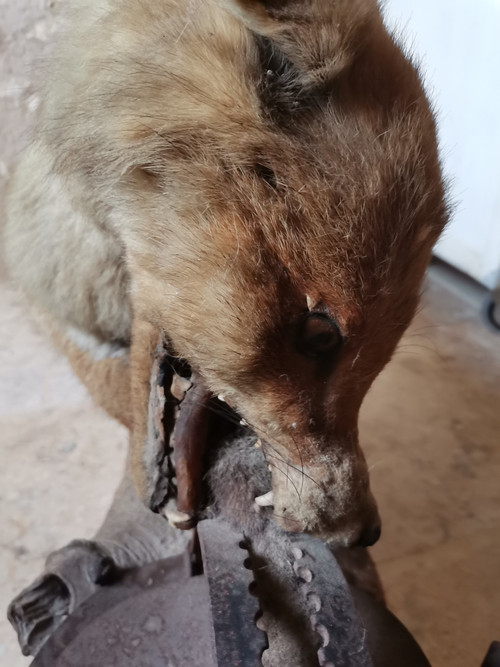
<box><xmin>259</xmin><ymin>441</ymin><xmax>381</xmax><ymax>548</ymax></box>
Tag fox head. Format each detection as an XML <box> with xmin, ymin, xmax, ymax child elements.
<box><xmin>73</xmin><ymin>0</ymin><xmax>448</xmax><ymax>544</ymax></box>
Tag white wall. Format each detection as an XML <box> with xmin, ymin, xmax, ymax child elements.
<box><xmin>383</xmin><ymin>0</ymin><xmax>500</xmax><ymax>289</ymax></box>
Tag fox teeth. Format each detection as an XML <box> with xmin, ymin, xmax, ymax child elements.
<box><xmin>162</xmin><ymin>507</ymin><xmax>191</xmax><ymax>527</ymax></box>
<box><xmin>255</xmin><ymin>438</ymin><xmax>262</xmax><ymax>449</ymax></box>
<box><xmin>170</xmin><ymin>374</ymin><xmax>192</xmax><ymax>401</ymax></box>
<box><xmin>255</xmin><ymin>491</ymin><xmax>274</xmax><ymax>507</ymax></box>
<box><xmin>217</xmin><ymin>394</ymin><xmax>225</xmax><ymax>402</ymax></box>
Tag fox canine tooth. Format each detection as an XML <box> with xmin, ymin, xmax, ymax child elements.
<box><xmin>255</xmin><ymin>491</ymin><xmax>274</xmax><ymax>507</ymax></box>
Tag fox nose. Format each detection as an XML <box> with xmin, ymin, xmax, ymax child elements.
<box><xmin>356</xmin><ymin>523</ymin><xmax>382</xmax><ymax>548</ymax></box>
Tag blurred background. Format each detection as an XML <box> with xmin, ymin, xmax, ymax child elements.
<box><xmin>0</xmin><ymin>1</ymin><xmax>499</xmax><ymax>666</ymax></box>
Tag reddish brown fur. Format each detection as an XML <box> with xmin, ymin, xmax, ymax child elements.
<box><xmin>4</xmin><ymin>0</ymin><xmax>448</xmax><ymax>545</ymax></box>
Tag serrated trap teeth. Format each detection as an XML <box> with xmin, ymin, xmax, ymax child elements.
<box><xmin>198</xmin><ymin>520</ymin><xmax>268</xmax><ymax>663</ymax></box>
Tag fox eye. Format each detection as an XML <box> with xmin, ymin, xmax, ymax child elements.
<box><xmin>297</xmin><ymin>313</ymin><xmax>342</xmax><ymax>358</ymax></box>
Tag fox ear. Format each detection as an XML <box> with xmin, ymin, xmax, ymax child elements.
<box><xmin>221</xmin><ymin>0</ymin><xmax>379</xmax><ymax>84</ymax></box>
<box><xmin>220</xmin><ymin>1</ymin><xmax>291</xmax><ymax>35</ymax></box>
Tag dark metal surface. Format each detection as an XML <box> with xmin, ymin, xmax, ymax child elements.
<box><xmin>30</xmin><ymin>519</ymin><xmax>434</xmax><ymax>667</ymax></box>
<box><xmin>287</xmin><ymin>534</ymin><xmax>373</xmax><ymax>667</ymax></box>
<box><xmin>350</xmin><ymin>588</ymin><xmax>431</xmax><ymax>667</ymax></box>
<box><xmin>198</xmin><ymin>520</ymin><xmax>267</xmax><ymax>666</ymax></box>
<box><xmin>31</xmin><ymin>520</ymin><xmax>267</xmax><ymax>667</ymax></box>
<box><xmin>482</xmin><ymin>642</ymin><xmax>500</xmax><ymax>667</ymax></box>
<box><xmin>32</xmin><ymin>551</ymin><xmax>217</xmax><ymax>667</ymax></box>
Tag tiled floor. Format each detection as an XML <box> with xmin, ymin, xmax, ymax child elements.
<box><xmin>0</xmin><ymin>263</ymin><xmax>499</xmax><ymax>667</ymax></box>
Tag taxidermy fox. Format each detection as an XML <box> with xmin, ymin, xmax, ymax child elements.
<box><xmin>4</xmin><ymin>0</ymin><xmax>448</xmax><ymax>547</ymax></box>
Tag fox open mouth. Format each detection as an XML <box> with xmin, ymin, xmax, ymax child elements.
<box><xmin>146</xmin><ymin>337</ymin><xmax>249</xmax><ymax>528</ymax></box>
<box><xmin>145</xmin><ymin>337</ymin><xmax>380</xmax><ymax>549</ymax></box>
